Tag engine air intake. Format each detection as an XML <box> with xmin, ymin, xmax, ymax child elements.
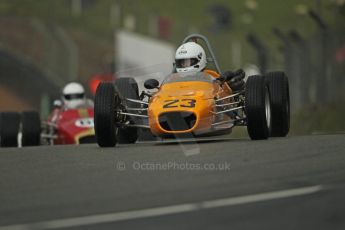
<box><xmin>159</xmin><ymin>112</ymin><xmax>197</xmax><ymax>131</ymax></box>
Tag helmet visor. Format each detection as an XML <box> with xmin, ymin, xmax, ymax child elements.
<box><xmin>176</xmin><ymin>58</ymin><xmax>199</xmax><ymax>68</ymax></box>
<box><xmin>64</xmin><ymin>93</ymin><xmax>84</xmax><ymax>100</ymax></box>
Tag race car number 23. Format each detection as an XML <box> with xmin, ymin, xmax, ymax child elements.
<box><xmin>163</xmin><ymin>99</ymin><xmax>196</xmax><ymax>108</ymax></box>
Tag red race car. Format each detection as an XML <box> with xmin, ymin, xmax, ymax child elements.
<box><xmin>0</xmin><ymin>105</ymin><xmax>95</xmax><ymax>147</ymax></box>
<box><xmin>0</xmin><ymin>82</ymin><xmax>96</xmax><ymax>147</ymax></box>
<box><xmin>43</xmin><ymin>104</ymin><xmax>95</xmax><ymax>145</ymax></box>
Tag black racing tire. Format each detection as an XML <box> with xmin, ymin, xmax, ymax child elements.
<box><xmin>265</xmin><ymin>71</ymin><xmax>290</xmax><ymax>137</ymax></box>
<box><xmin>115</xmin><ymin>78</ymin><xmax>139</xmax><ymax>144</ymax></box>
<box><xmin>94</xmin><ymin>82</ymin><xmax>119</xmax><ymax>147</ymax></box>
<box><xmin>245</xmin><ymin>75</ymin><xmax>271</xmax><ymax>140</ymax></box>
<box><xmin>21</xmin><ymin>111</ymin><xmax>41</xmax><ymax>146</ymax></box>
<box><xmin>0</xmin><ymin>112</ymin><xmax>20</xmax><ymax>147</ymax></box>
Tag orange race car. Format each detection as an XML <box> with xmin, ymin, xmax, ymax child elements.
<box><xmin>94</xmin><ymin>34</ymin><xmax>290</xmax><ymax>147</ymax></box>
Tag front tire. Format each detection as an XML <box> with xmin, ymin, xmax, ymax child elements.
<box><xmin>245</xmin><ymin>75</ymin><xmax>271</xmax><ymax>140</ymax></box>
<box><xmin>115</xmin><ymin>78</ymin><xmax>140</xmax><ymax>144</ymax></box>
<box><xmin>94</xmin><ymin>82</ymin><xmax>119</xmax><ymax>147</ymax></box>
<box><xmin>0</xmin><ymin>112</ymin><xmax>20</xmax><ymax>147</ymax></box>
<box><xmin>265</xmin><ymin>71</ymin><xmax>290</xmax><ymax>137</ymax></box>
<box><xmin>21</xmin><ymin>111</ymin><xmax>41</xmax><ymax>146</ymax></box>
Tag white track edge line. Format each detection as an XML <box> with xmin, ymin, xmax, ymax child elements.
<box><xmin>0</xmin><ymin>185</ymin><xmax>323</xmax><ymax>230</ymax></box>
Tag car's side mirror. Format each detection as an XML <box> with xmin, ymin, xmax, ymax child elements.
<box><xmin>53</xmin><ymin>99</ymin><xmax>62</xmax><ymax>108</ymax></box>
<box><xmin>144</xmin><ymin>79</ymin><xmax>159</xmax><ymax>89</ymax></box>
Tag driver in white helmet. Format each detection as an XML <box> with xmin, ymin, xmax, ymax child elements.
<box><xmin>174</xmin><ymin>42</ymin><xmax>245</xmax><ymax>91</ymax></box>
<box><xmin>62</xmin><ymin>82</ymin><xmax>94</xmax><ymax>109</ymax></box>
<box><xmin>175</xmin><ymin>42</ymin><xmax>207</xmax><ymax>74</ymax></box>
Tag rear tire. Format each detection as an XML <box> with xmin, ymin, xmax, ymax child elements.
<box><xmin>21</xmin><ymin>111</ymin><xmax>41</xmax><ymax>146</ymax></box>
<box><xmin>0</xmin><ymin>112</ymin><xmax>20</xmax><ymax>147</ymax></box>
<box><xmin>265</xmin><ymin>71</ymin><xmax>290</xmax><ymax>137</ymax></box>
<box><xmin>245</xmin><ymin>75</ymin><xmax>271</xmax><ymax>140</ymax></box>
<box><xmin>115</xmin><ymin>78</ymin><xmax>139</xmax><ymax>144</ymax></box>
<box><xmin>94</xmin><ymin>82</ymin><xmax>119</xmax><ymax>147</ymax></box>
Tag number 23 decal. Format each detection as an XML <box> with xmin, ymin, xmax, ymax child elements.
<box><xmin>163</xmin><ymin>99</ymin><xmax>196</xmax><ymax>108</ymax></box>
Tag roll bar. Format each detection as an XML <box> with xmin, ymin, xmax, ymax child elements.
<box><xmin>182</xmin><ymin>34</ymin><xmax>222</xmax><ymax>74</ymax></box>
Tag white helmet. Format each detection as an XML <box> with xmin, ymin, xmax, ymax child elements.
<box><xmin>175</xmin><ymin>42</ymin><xmax>207</xmax><ymax>73</ymax></box>
<box><xmin>62</xmin><ymin>82</ymin><xmax>86</xmax><ymax>109</ymax></box>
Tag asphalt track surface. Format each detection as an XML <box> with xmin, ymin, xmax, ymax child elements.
<box><xmin>0</xmin><ymin>134</ymin><xmax>344</xmax><ymax>230</ymax></box>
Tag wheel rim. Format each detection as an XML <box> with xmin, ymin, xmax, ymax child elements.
<box><xmin>265</xmin><ymin>89</ymin><xmax>271</xmax><ymax>130</ymax></box>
